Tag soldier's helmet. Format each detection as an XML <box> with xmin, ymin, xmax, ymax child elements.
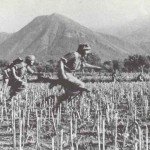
<box><xmin>78</xmin><ymin>43</ymin><xmax>91</xmax><ymax>51</ymax></box>
<box><xmin>77</xmin><ymin>43</ymin><xmax>91</xmax><ymax>53</ymax></box>
<box><xmin>25</xmin><ymin>55</ymin><xmax>35</xmax><ymax>61</ymax></box>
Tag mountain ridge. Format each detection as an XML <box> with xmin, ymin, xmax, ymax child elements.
<box><xmin>0</xmin><ymin>13</ymin><xmax>144</xmax><ymax>62</ymax></box>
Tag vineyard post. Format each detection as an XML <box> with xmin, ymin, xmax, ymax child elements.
<box><xmin>22</xmin><ymin>109</ymin><xmax>25</xmax><ymax>147</ymax></box>
<box><xmin>103</xmin><ymin>117</ymin><xmax>105</xmax><ymax>150</ymax></box>
<box><xmin>48</xmin><ymin>106</ymin><xmax>51</xmax><ymax>120</ymax></box>
<box><xmin>1</xmin><ymin>105</ymin><xmax>3</xmax><ymax>122</ymax></box>
<box><xmin>70</xmin><ymin>104</ymin><xmax>74</xmax><ymax>150</ymax></box>
<box><xmin>56</xmin><ymin>107</ymin><xmax>60</xmax><ymax>149</ymax></box>
<box><xmin>146</xmin><ymin>125</ymin><xmax>148</xmax><ymax>150</ymax></box>
<box><xmin>138</xmin><ymin>126</ymin><xmax>142</xmax><ymax>150</ymax></box>
<box><xmin>51</xmin><ymin>111</ymin><xmax>56</xmax><ymax>134</ymax></box>
<box><xmin>115</xmin><ymin>112</ymin><xmax>118</xmax><ymax>150</ymax></box>
<box><xmin>19</xmin><ymin>114</ymin><xmax>22</xmax><ymax>149</ymax></box>
<box><xmin>19</xmin><ymin>95</ymin><xmax>22</xmax><ymax>150</ymax></box>
<box><xmin>60</xmin><ymin>129</ymin><xmax>63</xmax><ymax>150</ymax></box>
<box><xmin>12</xmin><ymin>97</ymin><xmax>16</xmax><ymax>149</ymax></box>
<box><xmin>4</xmin><ymin>97</ymin><xmax>9</xmax><ymax>121</ymax></box>
<box><xmin>123</xmin><ymin>116</ymin><xmax>129</xmax><ymax>148</ymax></box>
<box><xmin>59</xmin><ymin>103</ymin><xmax>62</xmax><ymax>124</ymax></box>
<box><xmin>36</xmin><ymin>109</ymin><xmax>39</xmax><ymax>149</ymax></box>
<box><xmin>97</xmin><ymin>111</ymin><xmax>101</xmax><ymax>150</ymax></box>
<box><xmin>52</xmin><ymin>137</ymin><xmax>55</xmax><ymax>150</ymax></box>
<box><xmin>75</xmin><ymin>117</ymin><xmax>77</xmax><ymax>138</ymax></box>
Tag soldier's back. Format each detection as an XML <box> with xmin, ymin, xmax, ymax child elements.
<box><xmin>13</xmin><ymin>62</ymin><xmax>27</xmax><ymax>78</ymax></box>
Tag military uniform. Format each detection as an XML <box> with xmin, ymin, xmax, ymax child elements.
<box><xmin>57</xmin><ymin>51</ymin><xmax>86</xmax><ymax>95</ymax></box>
<box><xmin>53</xmin><ymin>44</ymin><xmax>100</xmax><ymax>112</ymax></box>
<box><xmin>2</xmin><ymin>57</ymin><xmax>23</xmax><ymax>88</ymax></box>
<box><xmin>8</xmin><ymin>62</ymin><xmax>34</xmax><ymax>97</ymax></box>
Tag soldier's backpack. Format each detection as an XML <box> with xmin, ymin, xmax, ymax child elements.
<box><xmin>8</xmin><ymin>57</ymin><xmax>23</xmax><ymax>68</ymax></box>
<box><xmin>3</xmin><ymin>57</ymin><xmax>23</xmax><ymax>80</ymax></box>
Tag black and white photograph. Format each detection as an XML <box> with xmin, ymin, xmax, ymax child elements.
<box><xmin>0</xmin><ymin>0</ymin><xmax>149</xmax><ymax>149</ymax></box>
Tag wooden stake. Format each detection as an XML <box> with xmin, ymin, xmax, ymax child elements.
<box><xmin>103</xmin><ymin>118</ymin><xmax>105</xmax><ymax>150</ymax></box>
<box><xmin>52</xmin><ymin>137</ymin><xmax>55</xmax><ymax>150</ymax></box>
<box><xmin>60</xmin><ymin>129</ymin><xmax>63</xmax><ymax>150</ymax></box>
<box><xmin>146</xmin><ymin>125</ymin><xmax>148</xmax><ymax>150</ymax></box>
<box><xmin>115</xmin><ymin>113</ymin><xmax>118</xmax><ymax>150</ymax></box>
<box><xmin>97</xmin><ymin>112</ymin><xmax>101</xmax><ymax>150</ymax></box>
<box><xmin>36</xmin><ymin>109</ymin><xmax>39</xmax><ymax>149</ymax></box>
<box><xmin>12</xmin><ymin>97</ymin><xmax>16</xmax><ymax>149</ymax></box>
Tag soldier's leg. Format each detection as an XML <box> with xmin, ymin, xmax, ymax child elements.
<box><xmin>52</xmin><ymin>92</ymin><xmax>69</xmax><ymax>112</ymax></box>
<box><xmin>6</xmin><ymin>87</ymin><xmax>16</xmax><ymax>108</ymax></box>
<box><xmin>53</xmin><ymin>88</ymin><xmax>84</xmax><ymax>113</ymax></box>
<box><xmin>1</xmin><ymin>78</ymin><xmax>9</xmax><ymax>92</ymax></box>
<box><xmin>6</xmin><ymin>82</ymin><xmax>26</xmax><ymax>107</ymax></box>
<box><xmin>6</xmin><ymin>85</ymin><xmax>19</xmax><ymax>107</ymax></box>
<box><xmin>64</xmin><ymin>73</ymin><xmax>88</xmax><ymax>91</ymax></box>
<box><xmin>53</xmin><ymin>73</ymin><xmax>89</xmax><ymax>112</ymax></box>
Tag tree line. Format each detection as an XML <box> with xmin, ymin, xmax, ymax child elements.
<box><xmin>0</xmin><ymin>54</ymin><xmax>150</xmax><ymax>73</ymax></box>
<box><xmin>108</xmin><ymin>55</ymin><xmax>150</xmax><ymax>73</ymax></box>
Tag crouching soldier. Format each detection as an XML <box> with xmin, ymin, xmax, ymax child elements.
<box><xmin>53</xmin><ymin>43</ymin><xmax>102</xmax><ymax>111</ymax></box>
<box><xmin>6</xmin><ymin>55</ymin><xmax>38</xmax><ymax>107</ymax></box>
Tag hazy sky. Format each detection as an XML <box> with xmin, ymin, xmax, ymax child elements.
<box><xmin>0</xmin><ymin>0</ymin><xmax>150</xmax><ymax>33</ymax></box>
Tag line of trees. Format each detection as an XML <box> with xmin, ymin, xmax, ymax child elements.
<box><xmin>0</xmin><ymin>54</ymin><xmax>150</xmax><ymax>73</ymax></box>
<box><xmin>107</xmin><ymin>55</ymin><xmax>150</xmax><ymax>73</ymax></box>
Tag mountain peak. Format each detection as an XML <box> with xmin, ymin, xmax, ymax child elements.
<box><xmin>34</xmin><ymin>13</ymin><xmax>64</xmax><ymax>20</ymax></box>
<box><xmin>28</xmin><ymin>13</ymin><xmax>80</xmax><ymax>30</ymax></box>
<box><xmin>33</xmin><ymin>13</ymin><xmax>72</xmax><ymax>22</ymax></box>
<box><xmin>51</xmin><ymin>13</ymin><xmax>64</xmax><ymax>18</ymax></box>
<box><xmin>50</xmin><ymin>13</ymin><xmax>80</xmax><ymax>25</ymax></box>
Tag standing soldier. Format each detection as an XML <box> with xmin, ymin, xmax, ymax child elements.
<box><xmin>53</xmin><ymin>43</ymin><xmax>102</xmax><ymax>111</ymax></box>
<box><xmin>6</xmin><ymin>55</ymin><xmax>38</xmax><ymax>107</ymax></box>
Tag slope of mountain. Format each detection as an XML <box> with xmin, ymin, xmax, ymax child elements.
<box><xmin>95</xmin><ymin>16</ymin><xmax>150</xmax><ymax>56</ymax></box>
<box><xmin>121</xmin><ymin>16</ymin><xmax>150</xmax><ymax>54</ymax></box>
<box><xmin>0</xmin><ymin>13</ymin><xmax>139</xmax><ymax>61</ymax></box>
<box><xmin>0</xmin><ymin>32</ymin><xmax>12</xmax><ymax>44</ymax></box>
<box><xmin>96</xmin><ymin>16</ymin><xmax>150</xmax><ymax>38</ymax></box>
<box><xmin>96</xmin><ymin>33</ymin><xmax>145</xmax><ymax>55</ymax></box>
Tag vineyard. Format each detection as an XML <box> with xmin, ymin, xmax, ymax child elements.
<box><xmin>0</xmin><ymin>73</ymin><xmax>149</xmax><ymax>150</ymax></box>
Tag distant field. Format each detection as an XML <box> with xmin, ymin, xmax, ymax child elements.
<box><xmin>0</xmin><ymin>75</ymin><xmax>149</xmax><ymax>149</ymax></box>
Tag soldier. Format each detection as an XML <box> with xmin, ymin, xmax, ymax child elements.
<box><xmin>2</xmin><ymin>57</ymin><xmax>23</xmax><ymax>91</ymax></box>
<box><xmin>53</xmin><ymin>43</ymin><xmax>102</xmax><ymax>111</ymax></box>
<box><xmin>6</xmin><ymin>55</ymin><xmax>38</xmax><ymax>106</ymax></box>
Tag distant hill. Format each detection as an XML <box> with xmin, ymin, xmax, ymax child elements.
<box><xmin>96</xmin><ymin>16</ymin><xmax>150</xmax><ymax>55</ymax></box>
<box><xmin>96</xmin><ymin>33</ymin><xmax>145</xmax><ymax>55</ymax></box>
<box><xmin>0</xmin><ymin>13</ymin><xmax>142</xmax><ymax>62</ymax></box>
<box><xmin>122</xmin><ymin>17</ymin><xmax>150</xmax><ymax>54</ymax></box>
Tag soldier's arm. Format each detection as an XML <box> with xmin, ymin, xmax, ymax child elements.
<box><xmin>4</xmin><ymin>68</ymin><xmax>10</xmax><ymax>78</ymax></box>
<box><xmin>27</xmin><ymin>66</ymin><xmax>43</xmax><ymax>76</ymax></box>
<box><xmin>83</xmin><ymin>62</ymin><xmax>101</xmax><ymax>70</ymax></box>
<box><xmin>59</xmin><ymin>60</ymin><xmax>67</xmax><ymax>79</ymax></box>
<box><xmin>27</xmin><ymin>66</ymin><xmax>34</xmax><ymax>74</ymax></box>
<box><xmin>83</xmin><ymin>61</ymin><xmax>110</xmax><ymax>71</ymax></box>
